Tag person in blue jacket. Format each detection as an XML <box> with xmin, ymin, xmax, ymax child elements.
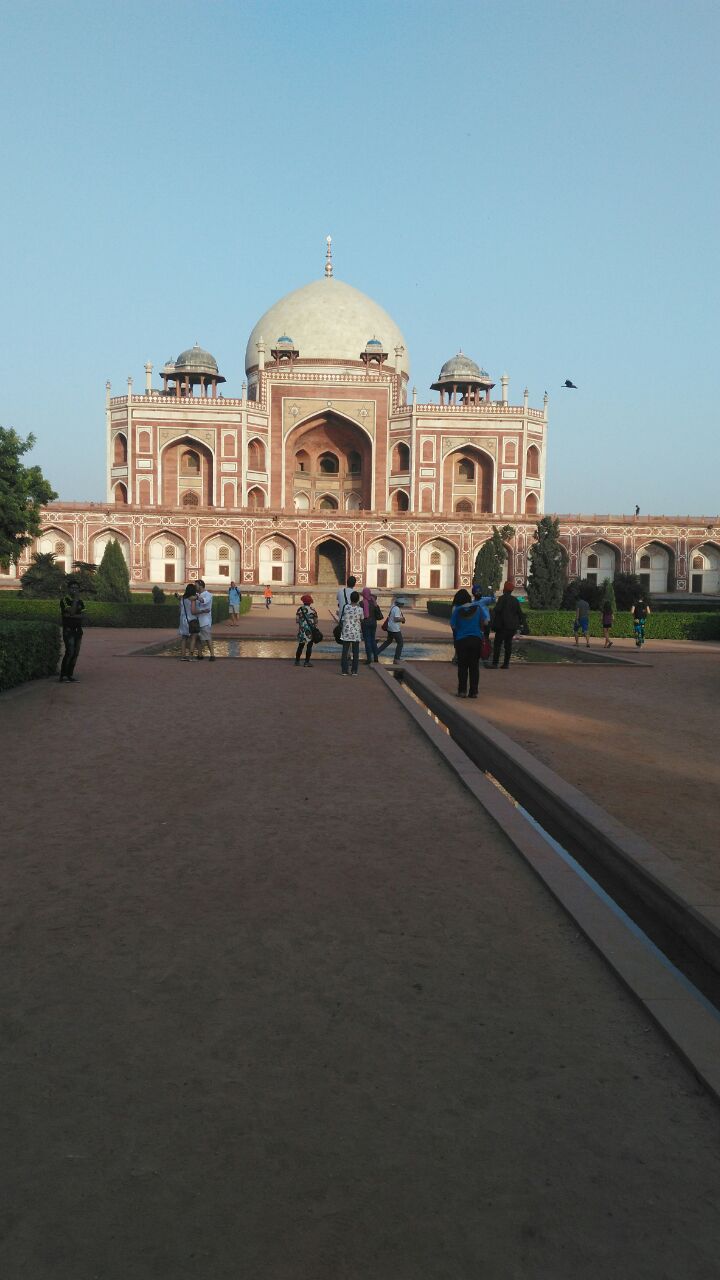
<box><xmin>450</xmin><ymin>589</ymin><xmax>492</xmax><ymax>698</ymax></box>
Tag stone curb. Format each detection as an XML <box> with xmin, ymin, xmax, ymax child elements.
<box><xmin>373</xmin><ymin>665</ymin><xmax>720</xmax><ymax>1103</ymax></box>
<box><xmin>391</xmin><ymin>666</ymin><xmax>720</xmax><ymax>979</ymax></box>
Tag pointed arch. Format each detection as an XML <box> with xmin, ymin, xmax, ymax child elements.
<box><xmin>366</xmin><ymin>536</ymin><xmax>403</xmax><ymax>589</ymax></box>
<box><xmin>419</xmin><ymin>537</ymin><xmax>458</xmax><ymax>589</ymax></box>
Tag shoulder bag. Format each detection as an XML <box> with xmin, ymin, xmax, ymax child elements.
<box><xmin>333</xmin><ymin>604</ymin><xmax>346</xmax><ymax>646</ymax></box>
<box><xmin>183</xmin><ymin>599</ymin><xmax>200</xmax><ymax>635</ymax></box>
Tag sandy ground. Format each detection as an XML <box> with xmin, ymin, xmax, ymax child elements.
<box><xmin>425</xmin><ymin>635</ymin><xmax>720</xmax><ymax>895</ymax></box>
<box><xmin>2</xmin><ymin>629</ymin><xmax>720</xmax><ymax>1279</ymax></box>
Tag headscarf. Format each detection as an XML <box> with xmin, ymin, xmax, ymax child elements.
<box><xmin>300</xmin><ymin>593</ymin><xmax>313</xmax><ymax>605</ymax></box>
<box><xmin>361</xmin><ymin>585</ymin><xmax>375</xmax><ymax>619</ymax></box>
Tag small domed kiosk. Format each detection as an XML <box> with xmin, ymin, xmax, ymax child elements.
<box><xmin>431</xmin><ymin>352</ymin><xmax>494</xmax><ymax>405</ymax></box>
<box><xmin>161</xmin><ymin>345</ymin><xmax>226</xmax><ymax>398</ymax></box>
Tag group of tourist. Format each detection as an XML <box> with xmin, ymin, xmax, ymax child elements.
<box><xmin>294</xmin><ymin>576</ymin><xmax>406</xmax><ymax>675</ymax></box>
<box><xmin>575</xmin><ymin>595</ymin><xmax>651</xmax><ymax>649</ymax></box>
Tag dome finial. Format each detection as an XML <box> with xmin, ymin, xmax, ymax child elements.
<box><xmin>325</xmin><ymin>234</ymin><xmax>333</xmax><ymax>278</ymax></box>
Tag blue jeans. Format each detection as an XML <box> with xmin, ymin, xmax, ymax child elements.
<box><xmin>361</xmin><ymin>619</ymin><xmax>378</xmax><ymax>662</ymax></box>
<box><xmin>341</xmin><ymin>641</ymin><xmax>360</xmax><ymax>674</ymax></box>
<box><xmin>377</xmin><ymin>629</ymin><xmax>403</xmax><ymax>661</ymax></box>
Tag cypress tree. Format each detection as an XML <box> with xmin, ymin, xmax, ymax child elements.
<box><xmin>94</xmin><ymin>539</ymin><xmax>130</xmax><ymax>602</ymax></box>
<box><xmin>473</xmin><ymin>524</ymin><xmax>515</xmax><ymax>592</ymax></box>
<box><xmin>527</xmin><ymin>516</ymin><xmax>568</xmax><ymax>608</ymax></box>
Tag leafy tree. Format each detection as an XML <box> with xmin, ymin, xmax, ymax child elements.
<box><xmin>95</xmin><ymin>539</ymin><xmax>130</xmax><ymax>602</ymax></box>
<box><xmin>527</xmin><ymin>516</ymin><xmax>568</xmax><ymax>609</ymax></box>
<box><xmin>613</xmin><ymin>573</ymin><xmax>644</xmax><ymax>609</ymax></box>
<box><xmin>473</xmin><ymin>524</ymin><xmax>515</xmax><ymax>592</ymax></box>
<box><xmin>600</xmin><ymin>576</ymin><xmax>617</xmax><ymax>612</ymax></box>
<box><xmin>0</xmin><ymin>427</ymin><xmax>57</xmax><ymax>568</ymax></box>
<box><xmin>562</xmin><ymin>576</ymin><xmax>604</xmax><ymax>610</ymax></box>
<box><xmin>20</xmin><ymin>552</ymin><xmax>67</xmax><ymax>598</ymax></box>
<box><xmin>70</xmin><ymin>561</ymin><xmax>98</xmax><ymax>597</ymax></box>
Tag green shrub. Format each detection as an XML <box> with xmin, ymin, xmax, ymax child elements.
<box><xmin>426</xmin><ymin>599</ymin><xmax>720</xmax><ymax>641</ymax></box>
<box><xmin>95</xmin><ymin>539</ymin><xmax>131</xmax><ymax>602</ymax></box>
<box><xmin>20</xmin><ymin>551</ymin><xmax>66</xmax><ymax>598</ymax></box>
<box><xmin>151</xmin><ymin>586</ymin><xmax>166</xmax><ymax>604</ymax></box>
<box><xmin>0</xmin><ymin>595</ymin><xmax>230</xmax><ymax>628</ymax></box>
<box><xmin>0</xmin><ymin>620</ymin><xmax>60</xmax><ymax>691</ymax></box>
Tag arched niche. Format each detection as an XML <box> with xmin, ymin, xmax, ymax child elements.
<box><xmin>443</xmin><ymin>445</ymin><xmax>494</xmax><ymax>514</ymax></box>
<box><xmin>113</xmin><ymin>432</ymin><xmax>128</xmax><ymax>465</ymax></box>
<box><xmin>526</xmin><ymin>444</ymin><xmax>540</xmax><ymax>477</ymax></box>
<box><xmin>525</xmin><ymin>492</ymin><xmax>539</xmax><ymax>515</ymax></box>
<box><xmin>247</xmin><ymin>486</ymin><xmax>266</xmax><ymax>510</ymax></box>
<box><xmin>390</xmin><ymin>489</ymin><xmax>409</xmax><ymax>513</ymax></box>
<box><xmin>635</xmin><ymin>541</ymin><xmax>675</xmax><ymax>593</ymax></box>
<box><xmin>247</xmin><ymin>438</ymin><xmax>266</xmax><ymax>471</ymax></box>
<box><xmin>285</xmin><ymin>412</ymin><xmax>372</xmax><ymax>510</ymax></box>
<box><xmin>580</xmin><ymin>540</ymin><xmax>620</xmax><ymax>584</ymax></box>
<box><xmin>161</xmin><ymin>436</ymin><xmax>214</xmax><ymax>507</ymax></box>
<box><xmin>114</xmin><ymin>482</ymin><xmax>128</xmax><ymax>505</ymax></box>
<box><xmin>419</xmin><ymin>538</ymin><xmax>457</xmax><ymax>590</ymax></box>
<box><xmin>202</xmin><ymin>534</ymin><xmax>241</xmax><ymax>583</ymax></box>
<box><xmin>689</xmin><ymin>542</ymin><xmax>720</xmax><ymax>594</ymax></box>
<box><xmin>391</xmin><ymin>442</ymin><xmax>410</xmax><ymax>474</ymax></box>
<box><xmin>259</xmin><ymin>536</ymin><xmax>295</xmax><ymax>585</ymax></box>
<box><xmin>366</xmin><ymin>537</ymin><xmax>403</xmax><ymax>589</ymax></box>
<box><xmin>37</xmin><ymin>528</ymin><xmax>74</xmax><ymax>575</ymax></box>
<box><xmin>92</xmin><ymin>530</ymin><xmax>130</xmax><ymax>568</ymax></box>
<box><xmin>148</xmin><ymin>533</ymin><xmax>186</xmax><ymax>585</ymax></box>
<box><xmin>312</xmin><ymin>536</ymin><xmax>349</xmax><ymax>586</ymax></box>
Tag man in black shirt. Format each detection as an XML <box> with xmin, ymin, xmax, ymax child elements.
<box><xmin>59</xmin><ymin>580</ymin><xmax>85</xmax><ymax>682</ymax></box>
<box><xmin>491</xmin><ymin>580</ymin><xmax>525</xmax><ymax>669</ymax></box>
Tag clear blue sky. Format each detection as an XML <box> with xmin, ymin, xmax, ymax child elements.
<box><xmin>1</xmin><ymin>0</ymin><xmax>718</xmax><ymax>514</ymax></box>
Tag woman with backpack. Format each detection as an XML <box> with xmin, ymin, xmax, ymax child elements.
<box><xmin>490</xmin><ymin>580</ymin><xmax>526</xmax><ymax>669</ymax></box>
<box><xmin>295</xmin><ymin>593</ymin><xmax>320</xmax><ymax>667</ymax></box>
<box><xmin>178</xmin><ymin>583</ymin><xmax>199</xmax><ymax>661</ymax></box>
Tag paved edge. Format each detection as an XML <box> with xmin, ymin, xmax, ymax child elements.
<box><xmin>373</xmin><ymin>665</ymin><xmax>720</xmax><ymax>1104</ymax></box>
<box><xmin>393</xmin><ymin>666</ymin><xmax>720</xmax><ymax>972</ymax></box>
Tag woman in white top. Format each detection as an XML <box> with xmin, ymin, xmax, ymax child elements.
<box><xmin>376</xmin><ymin>597</ymin><xmax>406</xmax><ymax>663</ymax></box>
<box><xmin>178</xmin><ymin>583</ymin><xmax>198</xmax><ymax>661</ymax></box>
<box><xmin>336</xmin><ymin>590</ymin><xmax>364</xmax><ymax>675</ymax></box>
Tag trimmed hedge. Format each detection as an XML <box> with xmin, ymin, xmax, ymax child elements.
<box><xmin>427</xmin><ymin>600</ymin><xmax>720</xmax><ymax>641</ymax></box>
<box><xmin>0</xmin><ymin>596</ymin><xmax>232</xmax><ymax>628</ymax></box>
<box><xmin>0</xmin><ymin>621</ymin><xmax>61</xmax><ymax>691</ymax></box>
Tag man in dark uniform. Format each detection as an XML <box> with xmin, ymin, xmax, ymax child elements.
<box><xmin>59</xmin><ymin>579</ymin><xmax>85</xmax><ymax>682</ymax></box>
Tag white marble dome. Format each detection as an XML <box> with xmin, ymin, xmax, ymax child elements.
<box><xmin>245</xmin><ymin>277</ymin><xmax>410</xmax><ymax>376</ymax></box>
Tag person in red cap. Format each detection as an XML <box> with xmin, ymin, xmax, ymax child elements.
<box><xmin>295</xmin><ymin>594</ymin><xmax>319</xmax><ymax>667</ymax></box>
<box><xmin>490</xmin><ymin>580</ymin><xmax>526</xmax><ymax>669</ymax></box>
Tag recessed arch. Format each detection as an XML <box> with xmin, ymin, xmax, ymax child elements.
<box><xmin>36</xmin><ymin>526</ymin><xmax>74</xmax><ymax>573</ymax></box>
<box><xmin>390</xmin><ymin>488</ymin><xmax>409</xmax><ymax>513</ymax></box>
<box><xmin>419</xmin><ymin>537</ymin><xmax>458</xmax><ymax>589</ymax></box>
<box><xmin>444</xmin><ymin>444</ymin><xmax>494</xmax><ymax>513</ymax></box>
<box><xmin>317</xmin><ymin>493</ymin><xmax>339</xmax><ymax>511</ymax></box>
<box><xmin>391</xmin><ymin>441</ymin><xmax>410</xmax><ymax>474</ymax></box>
<box><xmin>113</xmin><ymin>482</ymin><xmax>128</xmax><ymax>505</ymax></box>
<box><xmin>294</xmin><ymin>491</ymin><xmax>310</xmax><ymax>511</ymax></box>
<box><xmin>688</xmin><ymin>541</ymin><xmax>720</xmax><ymax>593</ymax></box>
<box><xmin>160</xmin><ymin>434</ymin><xmax>214</xmax><ymax>507</ymax></box>
<box><xmin>247</xmin><ymin>437</ymin><xmax>266</xmax><ymax>471</ymax></box>
<box><xmin>366</xmin><ymin>536</ymin><xmax>403</xmax><ymax>589</ymax></box>
<box><xmin>201</xmin><ymin>532</ymin><xmax>241</xmax><ymax>583</ymax></box>
<box><xmin>284</xmin><ymin>411</ymin><xmax>373</xmax><ymax>510</ymax></box>
<box><xmin>113</xmin><ymin>432</ymin><xmax>128</xmax><ymax>465</ymax></box>
<box><xmin>526</xmin><ymin>444</ymin><xmax>540</xmax><ymax>477</ymax></box>
<box><xmin>247</xmin><ymin>486</ymin><xmax>266</xmax><ymax>510</ymax></box>
<box><xmin>635</xmin><ymin>540</ymin><xmax>675</xmax><ymax>593</ymax></box>
<box><xmin>148</xmin><ymin>531</ymin><xmax>186</xmax><ymax>584</ymax></box>
<box><xmin>525</xmin><ymin>492</ymin><xmax>539</xmax><ymax>515</ymax></box>
<box><xmin>259</xmin><ymin>534</ymin><xmax>295</xmax><ymax>585</ymax></box>
<box><xmin>92</xmin><ymin>529</ymin><xmax>130</xmax><ymax>568</ymax></box>
<box><xmin>579</xmin><ymin>538</ymin><xmax>620</xmax><ymax>582</ymax></box>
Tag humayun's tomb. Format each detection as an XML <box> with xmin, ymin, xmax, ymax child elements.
<box><xmin>6</xmin><ymin>240</ymin><xmax>719</xmax><ymax>598</ymax></box>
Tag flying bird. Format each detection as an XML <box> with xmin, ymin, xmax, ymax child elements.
<box><xmin>562</xmin><ymin>379</ymin><xmax>578</xmax><ymax>389</ymax></box>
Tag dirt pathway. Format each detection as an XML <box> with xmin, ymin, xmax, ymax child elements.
<box><xmin>2</xmin><ymin>630</ymin><xmax>720</xmax><ymax>1278</ymax></box>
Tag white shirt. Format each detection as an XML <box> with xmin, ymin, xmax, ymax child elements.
<box><xmin>336</xmin><ymin>585</ymin><xmax>359</xmax><ymax>614</ymax></box>
<box><xmin>387</xmin><ymin>603</ymin><xmax>404</xmax><ymax>632</ymax></box>
<box><xmin>196</xmin><ymin>589</ymin><xmax>213</xmax><ymax>628</ymax></box>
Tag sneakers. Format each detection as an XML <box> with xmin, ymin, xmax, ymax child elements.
<box><xmin>304</xmin><ymin>661</ymin><xmax>313</xmax><ymax>668</ymax></box>
<box><xmin>468</xmin><ymin>692</ymin><xmax>478</xmax><ymax>699</ymax></box>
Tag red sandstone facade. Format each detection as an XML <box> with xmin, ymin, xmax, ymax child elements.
<box><xmin>4</xmin><ymin>262</ymin><xmax>719</xmax><ymax>597</ymax></box>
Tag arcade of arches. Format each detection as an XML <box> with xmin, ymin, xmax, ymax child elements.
<box><xmin>287</xmin><ymin>414</ymin><xmax>370</xmax><ymax>512</ymax></box>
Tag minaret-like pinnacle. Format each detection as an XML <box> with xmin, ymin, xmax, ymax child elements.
<box><xmin>325</xmin><ymin>234</ymin><xmax>333</xmax><ymax>278</ymax></box>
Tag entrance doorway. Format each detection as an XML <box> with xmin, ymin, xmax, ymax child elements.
<box><xmin>316</xmin><ymin>538</ymin><xmax>346</xmax><ymax>585</ymax></box>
